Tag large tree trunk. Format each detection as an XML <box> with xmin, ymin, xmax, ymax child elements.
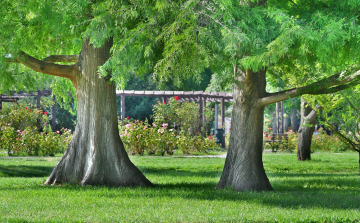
<box><xmin>217</xmin><ymin>68</ymin><xmax>273</xmax><ymax>191</ymax></box>
<box><xmin>297</xmin><ymin>98</ymin><xmax>318</xmax><ymax>161</ymax></box>
<box><xmin>45</xmin><ymin>39</ymin><xmax>152</xmax><ymax>187</ymax></box>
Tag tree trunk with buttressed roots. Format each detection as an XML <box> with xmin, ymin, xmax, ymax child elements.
<box><xmin>44</xmin><ymin>39</ymin><xmax>152</xmax><ymax>186</ymax></box>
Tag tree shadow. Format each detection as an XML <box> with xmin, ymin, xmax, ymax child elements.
<box><xmin>0</xmin><ymin>165</ymin><xmax>53</xmax><ymax>177</ymax></box>
<box><xmin>1</xmin><ymin>163</ymin><xmax>359</xmax><ymax>211</ymax></box>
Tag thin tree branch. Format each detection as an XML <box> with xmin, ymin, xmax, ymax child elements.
<box><xmin>16</xmin><ymin>51</ymin><xmax>76</xmax><ymax>80</ymax></box>
<box><xmin>259</xmin><ymin>68</ymin><xmax>360</xmax><ymax>106</ymax></box>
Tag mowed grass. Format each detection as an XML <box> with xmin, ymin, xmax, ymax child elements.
<box><xmin>0</xmin><ymin>152</ymin><xmax>359</xmax><ymax>222</ymax></box>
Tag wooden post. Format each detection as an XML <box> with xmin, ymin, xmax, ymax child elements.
<box><xmin>214</xmin><ymin>103</ymin><xmax>218</xmax><ymax>131</ymax></box>
<box><xmin>36</xmin><ymin>90</ymin><xmax>41</xmax><ymax>109</ymax></box>
<box><xmin>0</xmin><ymin>95</ymin><xmax>2</xmax><ymax>110</ymax></box>
<box><xmin>221</xmin><ymin>97</ymin><xmax>225</xmax><ymax>148</ymax></box>
<box><xmin>52</xmin><ymin>95</ymin><xmax>56</xmax><ymax>132</ymax></box>
<box><xmin>281</xmin><ymin>101</ymin><xmax>284</xmax><ymax>133</ymax></box>
<box><xmin>202</xmin><ymin>97</ymin><xmax>207</xmax><ymax>135</ymax></box>
<box><xmin>121</xmin><ymin>95</ymin><xmax>125</xmax><ymax>121</ymax></box>
<box><xmin>162</xmin><ymin>96</ymin><xmax>167</xmax><ymax>104</ymax></box>
<box><xmin>221</xmin><ymin>98</ymin><xmax>225</xmax><ymax>129</ymax></box>
<box><xmin>199</xmin><ymin>96</ymin><xmax>203</xmax><ymax>123</ymax></box>
<box><xmin>276</xmin><ymin>102</ymin><xmax>279</xmax><ymax>133</ymax></box>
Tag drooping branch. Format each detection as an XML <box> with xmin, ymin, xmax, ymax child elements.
<box><xmin>42</xmin><ymin>55</ymin><xmax>78</xmax><ymax>63</ymax></box>
<box><xmin>259</xmin><ymin>68</ymin><xmax>360</xmax><ymax>106</ymax></box>
<box><xmin>15</xmin><ymin>51</ymin><xmax>76</xmax><ymax>80</ymax></box>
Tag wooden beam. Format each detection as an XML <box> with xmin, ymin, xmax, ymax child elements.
<box><xmin>52</xmin><ymin>95</ymin><xmax>56</xmax><ymax>132</ymax></box>
<box><xmin>36</xmin><ymin>90</ymin><xmax>41</xmax><ymax>109</ymax></box>
<box><xmin>281</xmin><ymin>101</ymin><xmax>284</xmax><ymax>133</ymax></box>
<box><xmin>121</xmin><ymin>95</ymin><xmax>125</xmax><ymax>121</ymax></box>
<box><xmin>276</xmin><ymin>102</ymin><xmax>279</xmax><ymax>133</ymax></box>
<box><xmin>199</xmin><ymin>96</ymin><xmax>203</xmax><ymax>122</ymax></box>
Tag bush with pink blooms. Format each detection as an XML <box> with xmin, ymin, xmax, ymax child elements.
<box><xmin>119</xmin><ymin>119</ymin><xmax>219</xmax><ymax>155</ymax></box>
<box><xmin>0</xmin><ymin>102</ymin><xmax>72</xmax><ymax>156</ymax></box>
<box><xmin>119</xmin><ymin>97</ymin><xmax>220</xmax><ymax>155</ymax></box>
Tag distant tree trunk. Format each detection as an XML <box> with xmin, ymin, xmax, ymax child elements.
<box><xmin>216</xmin><ymin>68</ymin><xmax>273</xmax><ymax>191</ymax></box>
<box><xmin>272</xmin><ymin>113</ymin><xmax>277</xmax><ymax>133</ymax></box>
<box><xmin>291</xmin><ymin>108</ymin><xmax>299</xmax><ymax>132</ymax></box>
<box><xmin>297</xmin><ymin>98</ymin><xmax>320</xmax><ymax>161</ymax></box>
<box><xmin>284</xmin><ymin>115</ymin><xmax>290</xmax><ymax>132</ymax></box>
<box><xmin>45</xmin><ymin>39</ymin><xmax>152</xmax><ymax>186</ymax></box>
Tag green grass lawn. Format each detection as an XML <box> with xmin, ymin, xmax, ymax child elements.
<box><xmin>0</xmin><ymin>152</ymin><xmax>359</xmax><ymax>222</ymax></box>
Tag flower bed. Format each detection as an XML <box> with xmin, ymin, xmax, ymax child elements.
<box><xmin>0</xmin><ymin>103</ymin><xmax>72</xmax><ymax>156</ymax></box>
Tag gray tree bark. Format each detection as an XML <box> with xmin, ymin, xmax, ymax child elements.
<box><xmin>272</xmin><ymin>112</ymin><xmax>277</xmax><ymax>133</ymax></box>
<box><xmin>216</xmin><ymin>68</ymin><xmax>273</xmax><ymax>191</ymax></box>
<box><xmin>44</xmin><ymin>39</ymin><xmax>152</xmax><ymax>187</ymax></box>
<box><xmin>291</xmin><ymin>108</ymin><xmax>299</xmax><ymax>132</ymax></box>
<box><xmin>297</xmin><ymin>98</ymin><xmax>320</xmax><ymax>161</ymax></box>
<box><xmin>284</xmin><ymin>115</ymin><xmax>290</xmax><ymax>132</ymax></box>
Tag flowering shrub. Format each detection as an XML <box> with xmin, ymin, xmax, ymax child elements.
<box><xmin>262</xmin><ymin>128</ymin><xmax>349</xmax><ymax>152</ymax></box>
<box><xmin>311</xmin><ymin>129</ymin><xmax>349</xmax><ymax>152</ymax></box>
<box><xmin>0</xmin><ymin>103</ymin><xmax>72</xmax><ymax>156</ymax></box>
<box><xmin>152</xmin><ymin>98</ymin><xmax>213</xmax><ymax>136</ymax></box>
<box><xmin>119</xmin><ymin>103</ymin><xmax>220</xmax><ymax>155</ymax></box>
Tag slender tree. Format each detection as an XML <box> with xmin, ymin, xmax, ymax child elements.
<box><xmin>297</xmin><ymin>98</ymin><xmax>320</xmax><ymax>161</ymax></box>
<box><xmin>315</xmin><ymin>88</ymin><xmax>360</xmax><ymax>175</ymax></box>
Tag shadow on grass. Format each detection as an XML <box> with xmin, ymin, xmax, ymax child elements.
<box><xmin>1</xmin><ymin>162</ymin><xmax>359</xmax><ymax>211</ymax></box>
<box><xmin>0</xmin><ymin>165</ymin><xmax>53</xmax><ymax>177</ymax></box>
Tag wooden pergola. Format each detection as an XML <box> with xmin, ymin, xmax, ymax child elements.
<box><xmin>1</xmin><ymin>90</ymin><xmax>234</xmax><ymax>135</ymax></box>
<box><xmin>116</xmin><ymin>90</ymin><xmax>233</xmax><ymax>126</ymax></box>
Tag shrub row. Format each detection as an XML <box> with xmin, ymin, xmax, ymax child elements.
<box><xmin>0</xmin><ymin>103</ymin><xmax>72</xmax><ymax>156</ymax></box>
<box><xmin>262</xmin><ymin>129</ymin><xmax>349</xmax><ymax>152</ymax></box>
<box><xmin>119</xmin><ymin>119</ymin><xmax>220</xmax><ymax>155</ymax></box>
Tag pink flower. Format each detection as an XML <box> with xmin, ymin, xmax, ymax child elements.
<box><xmin>209</xmin><ymin>136</ymin><xmax>213</xmax><ymax>140</ymax></box>
<box><xmin>163</xmin><ymin>101</ymin><xmax>166</xmax><ymax>104</ymax></box>
<box><xmin>44</xmin><ymin>112</ymin><xmax>48</xmax><ymax>115</ymax></box>
<box><xmin>126</xmin><ymin>116</ymin><xmax>130</xmax><ymax>119</ymax></box>
<box><xmin>267</xmin><ymin>136</ymin><xmax>271</xmax><ymax>140</ymax></box>
<box><xmin>269</xmin><ymin>128</ymin><xmax>272</xmax><ymax>130</ymax></box>
<box><xmin>25</xmin><ymin>107</ymin><xmax>27</xmax><ymax>109</ymax></box>
<box><xmin>56</xmin><ymin>131</ymin><xmax>60</xmax><ymax>134</ymax></box>
<box><xmin>143</xmin><ymin>126</ymin><xmax>148</xmax><ymax>130</ymax></box>
<box><xmin>162</xmin><ymin>123</ymin><xmax>168</xmax><ymax>127</ymax></box>
<box><xmin>125</xmin><ymin>124</ymin><xmax>132</xmax><ymax>128</ymax></box>
<box><xmin>174</xmin><ymin>96</ymin><xmax>180</xmax><ymax>101</ymax></box>
<box><xmin>130</xmin><ymin>129</ymin><xmax>133</xmax><ymax>131</ymax></box>
<box><xmin>152</xmin><ymin>123</ymin><xmax>157</xmax><ymax>127</ymax></box>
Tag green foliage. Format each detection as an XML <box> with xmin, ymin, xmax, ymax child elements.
<box><xmin>119</xmin><ymin>98</ymin><xmax>219</xmax><ymax>155</ymax></box>
<box><xmin>0</xmin><ymin>153</ymin><xmax>359</xmax><ymax>222</ymax></box>
<box><xmin>119</xmin><ymin>118</ymin><xmax>219</xmax><ymax>155</ymax></box>
<box><xmin>262</xmin><ymin>129</ymin><xmax>349</xmax><ymax>153</ymax></box>
<box><xmin>0</xmin><ymin>103</ymin><xmax>72</xmax><ymax>156</ymax></box>
<box><xmin>315</xmin><ymin>87</ymin><xmax>360</xmax><ymax>153</ymax></box>
<box><xmin>152</xmin><ymin>97</ymin><xmax>212</xmax><ymax>136</ymax></box>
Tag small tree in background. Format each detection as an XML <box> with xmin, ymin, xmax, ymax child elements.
<box><xmin>316</xmin><ymin>88</ymin><xmax>360</xmax><ymax>175</ymax></box>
